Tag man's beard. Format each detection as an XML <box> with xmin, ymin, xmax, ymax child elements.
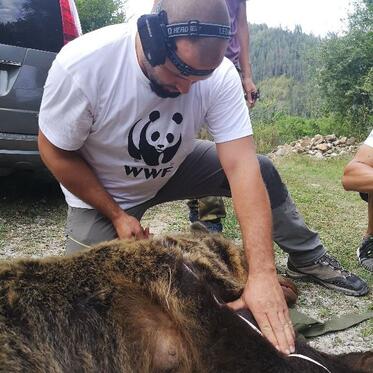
<box><xmin>149</xmin><ymin>79</ymin><xmax>181</xmax><ymax>99</ymax></box>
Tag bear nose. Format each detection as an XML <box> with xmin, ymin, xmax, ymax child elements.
<box><xmin>157</xmin><ymin>145</ymin><xmax>165</xmax><ymax>149</ymax></box>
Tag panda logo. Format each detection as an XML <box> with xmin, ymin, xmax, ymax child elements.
<box><xmin>128</xmin><ymin>110</ymin><xmax>183</xmax><ymax>166</ymax></box>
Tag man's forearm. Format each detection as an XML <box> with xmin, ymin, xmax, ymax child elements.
<box><xmin>51</xmin><ymin>155</ymin><xmax>123</xmax><ymax>221</ymax></box>
<box><xmin>231</xmin><ymin>164</ymin><xmax>275</xmax><ymax>273</ymax></box>
<box><xmin>343</xmin><ymin>162</ymin><xmax>373</xmax><ymax>193</ymax></box>
<box><xmin>217</xmin><ymin>138</ymin><xmax>275</xmax><ymax>273</ymax></box>
<box><xmin>237</xmin><ymin>1</ymin><xmax>252</xmax><ymax>80</ymax></box>
<box><xmin>218</xmin><ymin>137</ymin><xmax>294</xmax><ymax>354</ymax></box>
<box><xmin>38</xmin><ymin>132</ymin><xmax>124</xmax><ymax>222</ymax></box>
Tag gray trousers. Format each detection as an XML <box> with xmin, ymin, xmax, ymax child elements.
<box><xmin>66</xmin><ymin>140</ymin><xmax>325</xmax><ymax>265</ymax></box>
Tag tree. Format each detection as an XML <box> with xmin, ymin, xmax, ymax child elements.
<box><xmin>248</xmin><ymin>25</ymin><xmax>322</xmax><ymax>119</ymax></box>
<box><xmin>249</xmin><ymin>24</ymin><xmax>320</xmax><ymax>83</ymax></box>
<box><xmin>76</xmin><ymin>0</ymin><xmax>127</xmax><ymax>33</ymax></box>
<box><xmin>316</xmin><ymin>0</ymin><xmax>373</xmax><ymax>133</ymax></box>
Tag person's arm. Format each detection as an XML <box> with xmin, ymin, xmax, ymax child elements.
<box><xmin>237</xmin><ymin>0</ymin><xmax>257</xmax><ymax>108</ymax></box>
<box><xmin>38</xmin><ymin>131</ymin><xmax>148</xmax><ymax>239</ymax></box>
<box><xmin>342</xmin><ymin>144</ymin><xmax>373</xmax><ymax>192</ymax></box>
<box><xmin>217</xmin><ymin>136</ymin><xmax>295</xmax><ymax>355</ymax></box>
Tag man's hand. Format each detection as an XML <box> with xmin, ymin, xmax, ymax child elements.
<box><xmin>112</xmin><ymin>212</ymin><xmax>150</xmax><ymax>240</ymax></box>
<box><xmin>38</xmin><ymin>131</ymin><xmax>152</xmax><ymax>241</ymax></box>
<box><xmin>228</xmin><ymin>272</ymin><xmax>295</xmax><ymax>355</ymax></box>
<box><xmin>242</xmin><ymin>77</ymin><xmax>257</xmax><ymax>108</ymax></box>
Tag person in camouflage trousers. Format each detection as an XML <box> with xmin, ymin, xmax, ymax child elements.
<box><xmin>188</xmin><ymin>0</ymin><xmax>257</xmax><ymax>232</ymax></box>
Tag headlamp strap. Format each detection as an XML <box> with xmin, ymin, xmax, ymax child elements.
<box><xmin>166</xmin><ymin>20</ymin><xmax>231</xmax><ymax>39</ymax></box>
<box><xmin>167</xmin><ymin>49</ymin><xmax>215</xmax><ymax>76</ymax></box>
<box><xmin>149</xmin><ymin>10</ymin><xmax>230</xmax><ymax>76</ymax></box>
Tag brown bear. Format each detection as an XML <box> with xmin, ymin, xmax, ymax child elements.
<box><xmin>0</xmin><ymin>230</ymin><xmax>371</xmax><ymax>372</ymax></box>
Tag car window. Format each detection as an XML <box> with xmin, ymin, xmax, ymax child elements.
<box><xmin>0</xmin><ymin>0</ymin><xmax>64</xmax><ymax>53</ymax></box>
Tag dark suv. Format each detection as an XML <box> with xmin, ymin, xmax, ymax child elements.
<box><xmin>0</xmin><ymin>0</ymin><xmax>81</xmax><ymax>175</ymax></box>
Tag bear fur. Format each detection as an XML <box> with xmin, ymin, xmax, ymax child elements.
<box><xmin>0</xmin><ymin>231</ymin><xmax>372</xmax><ymax>373</ymax></box>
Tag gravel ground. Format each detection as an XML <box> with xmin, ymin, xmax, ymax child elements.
<box><xmin>275</xmin><ymin>251</ymin><xmax>372</xmax><ymax>354</ymax></box>
<box><xmin>0</xmin><ymin>171</ymin><xmax>372</xmax><ymax>355</ymax></box>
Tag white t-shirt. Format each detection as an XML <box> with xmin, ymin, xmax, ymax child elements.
<box><xmin>39</xmin><ymin>24</ymin><xmax>252</xmax><ymax>209</ymax></box>
<box><xmin>364</xmin><ymin>130</ymin><xmax>373</xmax><ymax>148</ymax></box>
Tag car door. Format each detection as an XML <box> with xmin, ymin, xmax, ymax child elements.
<box><xmin>0</xmin><ymin>0</ymin><xmax>81</xmax><ymax>170</ymax></box>
<box><xmin>0</xmin><ymin>0</ymin><xmax>66</xmax><ymax>135</ymax></box>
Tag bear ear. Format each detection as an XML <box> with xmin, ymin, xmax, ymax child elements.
<box><xmin>172</xmin><ymin>113</ymin><xmax>183</xmax><ymax>124</ymax></box>
<box><xmin>149</xmin><ymin>111</ymin><xmax>160</xmax><ymax>122</ymax></box>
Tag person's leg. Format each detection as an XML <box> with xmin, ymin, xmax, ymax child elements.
<box><xmin>145</xmin><ymin>140</ymin><xmax>367</xmax><ymax>295</ymax></box>
<box><xmin>141</xmin><ymin>140</ymin><xmax>289</xmax><ymax>210</ymax></box>
<box><xmin>272</xmin><ymin>196</ymin><xmax>325</xmax><ymax>264</ymax></box>
<box><xmin>282</xmin><ymin>191</ymin><xmax>369</xmax><ymax>295</ymax></box>
<box><xmin>187</xmin><ymin>199</ymin><xmax>199</xmax><ymax>223</ymax></box>
<box><xmin>357</xmin><ymin>192</ymin><xmax>373</xmax><ymax>272</ymax></box>
<box><xmin>198</xmin><ymin>196</ymin><xmax>226</xmax><ymax>230</ymax></box>
<box><xmin>64</xmin><ymin>141</ymin><xmax>223</xmax><ymax>254</ymax></box>
<box><xmin>257</xmin><ymin>156</ymin><xmax>326</xmax><ymax>264</ymax></box>
<box><xmin>198</xmin><ymin>197</ymin><xmax>226</xmax><ymax>222</ymax></box>
<box><xmin>65</xmin><ymin>207</ymin><xmax>117</xmax><ymax>254</ymax></box>
<box><xmin>186</xmin><ymin>196</ymin><xmax>226</xmax><ymax>232</ymax></box>
<box><xmin>140</xmin><ymin>140</ymin><xmax>323</xmax><ymax>261</ymax></box>
<box><xmin>367</xmin><ymin>192</ymin><xmax>373</xmax><ymax>235</ymax></box>
<box><xmin>62</xmin><ymin>139</ymin><xmax>321</xmax><ymax>266</ymax></box>
<box><xmin>64</xmin><ymin>140</ymin><xmax>368</xmax><ymax>293</ymax></box>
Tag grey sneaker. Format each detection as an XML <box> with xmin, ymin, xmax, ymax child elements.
<box><xmin>357</xmin><ymin>236</ymin><xmax>373</xmax><ymax>272</ymax></box>
<box><xmin>287</xmin><ymin>253</ymin><xmax>369</xmax><ymax>296</ymax></box>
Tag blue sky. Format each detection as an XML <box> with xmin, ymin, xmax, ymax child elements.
<box><xmin>126</xmin><ymin>0</ymin><xmax>353</xmax><ymax>36</ymax></box>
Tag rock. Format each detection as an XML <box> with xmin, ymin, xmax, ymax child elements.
<box><xmin>316</xmin><ymin>143</ymin><xmax>329</xmax><ymax>152</ymax></box>
<box><xmin>346</xmin><ymin>137</ymin><xmax>356</xmax><ymax>145</ymax></box>
<box><xmin>294</xmin><ymin>144</ymin><xmax>304</xmax><ymax>152</ymax></box>
<box><xmin>340</xmin><ymin>137</ymin><xmax>347</xmax><ymax>144</ymax></box>
<box><xmin>300</xmin><ymin>138</ymin><xmax>311</xmax><ymax>147</ymax></box>
<box><xmin>271</xmin><ymin>134</ymin><xmax>360</xmax><ymax>160</ymax></box>
<box><xmin>325</xmin><ymin>134</ymin><xmax>337</xmax><ymax>142</ymax></box>
<box><xmin>311</xmin><ymin>135</ymin><xmax>321</xmax><ymax>146</ymax></box>
<box><xmin>275</xmin><ymin>147</ymin><xmax>287</xmax><ymax>156</ymax></box>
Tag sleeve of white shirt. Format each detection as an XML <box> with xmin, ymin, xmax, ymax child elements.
<box><xmin>38</xmin><ymin>60</ymin><xmax>94</xmax><ymax>151</ymax></box>
<box><xmin>205</xmin><ymin>60</ymin><xmax>252</xmax><ymax>143</ymax></box>
<box><xmin>364</xmin><ymin>130</ymin><xmax>373</xmax><ymax>148</ymax></box>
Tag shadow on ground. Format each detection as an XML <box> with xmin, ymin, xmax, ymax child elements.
<box><xmin>0</xmin><ymin>169</ymin><xmax>63</xmax><ymax>203</ymax></box>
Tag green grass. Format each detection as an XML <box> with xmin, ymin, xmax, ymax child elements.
<box><xmin>222</xmin><ymin>154</ymin><xmax>372</xmax><ymax>287</ymax></box>
<box><xmin>252</xmin><ymin>115</ymin><xmax>365</xmax><ymax>154</ymax></box>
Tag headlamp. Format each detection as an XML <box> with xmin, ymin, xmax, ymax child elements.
<box><xmin>137</xmin><ymin>10</ymin><xmax>231</xmax><ymax>76</ymax></box>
